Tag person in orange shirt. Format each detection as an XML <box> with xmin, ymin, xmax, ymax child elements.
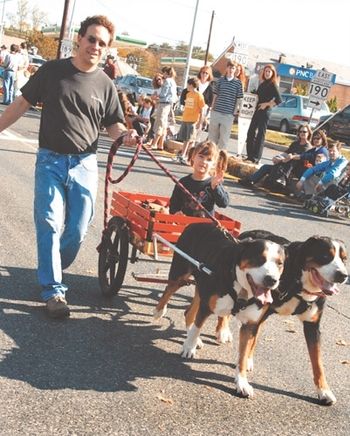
<box><xmin>176</xmin><ymin>77</ymin><xmax>205</xmax><ymax>164</ymax></box>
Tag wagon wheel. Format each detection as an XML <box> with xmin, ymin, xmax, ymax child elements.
<box><xmin>98</xmin><ymin>216</ymin><xmax>129</xmax><ymax>296</ymax></box>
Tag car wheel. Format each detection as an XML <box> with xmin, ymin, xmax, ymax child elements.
<box><xmin>280</xmin><ymin>120</ymin><xmax>289</xmax><ymax>133</ymax></box>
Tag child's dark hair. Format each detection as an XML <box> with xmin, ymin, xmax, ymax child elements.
<box><xmin>187</xmin><ymin>141</ymin><xmax>228</xmax><ymax>173</ymax></box>
<box><xmin>187</xmin><ymin>77</ymin><xmax>199</xmax><ymax>89</ymax></box>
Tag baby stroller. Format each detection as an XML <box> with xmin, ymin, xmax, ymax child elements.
<box><xmin>304</xmin><ymin>187</ymin><xmax>350</xmax><ymax>218</ymax></box>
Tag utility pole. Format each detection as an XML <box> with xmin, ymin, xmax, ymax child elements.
<box><xmin>0</xmin><ymin>0</ymin><xmax>12</xmax><ymax>47</ymax></box>
<box><xmin>204</xmin><ymin>10</ymin><xmax>214</xmax><ymax>65</ymax></box>
<box><xmin>183</xmin><ymin>0</ymin><xmax>200</xmax><ymax>90</ymax></box>
<box><xmin>57</xmin><ymin>0</ymin><xmax>71</xmax><ymax>59</ymax></box>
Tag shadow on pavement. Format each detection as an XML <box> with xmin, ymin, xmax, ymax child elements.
<box><xmin>0</xmin><ymin>265</ymin><xmax>322</xmax><ymax>404</ymax></box>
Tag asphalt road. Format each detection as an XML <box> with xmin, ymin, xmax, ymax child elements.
<box><xmin>0</xmin><ymin>108</ymin><xmax>349</xmax><ymax>436</ymax></box>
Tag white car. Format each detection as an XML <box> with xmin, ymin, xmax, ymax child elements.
<box><xmin>268</xmin><ymin>93</ymin><xmax>330</xmax><ymax>133</ymax></box>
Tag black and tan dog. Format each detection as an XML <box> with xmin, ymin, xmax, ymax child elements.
<box><xmin>154</xmin><ymin>222</ymin><xmax>285</xmax><ymax>360</ymax></box>
<box><xmin>235</xmin><ymin>229</ymin><xmax>348</xmax><ymax>405</ymax></box>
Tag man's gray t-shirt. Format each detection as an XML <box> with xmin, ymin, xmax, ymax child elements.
<box><xmin>21</xmin><ymin>58</ymin><xmax>125</xmax><ymax>154</ymax></box>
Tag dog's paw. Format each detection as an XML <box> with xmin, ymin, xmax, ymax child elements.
<box><xmin>181</xmin><ymin>339</ymin><xmax>198</xmax><ymax>358</ymax></box>
<box><xmin>216</xmin><ymin>327</ymin><xmax>233</xmax><ymax>344</ymax></box>
<box><xmin>196</xmin><ymin>337</ymin><xmax>204</xmax><ymax>349</ymax></box>
<box><xmin>247</xmin><ymin>357</ymin><xmax>254</xmax><ymax>372</ymax></box>
<box><xmin>235</xmin><ymin>374</ymin><xmax>254</xmax><ymax>398</ymax></box>
<box><xmin>153</xmin><ymin>305</ymin><xmax>167</xmax><ymax>320</ymax></box>
<box><xmin>317</xmin><ymin>388</ymin><xmax>336</xmax><ymax>406</ymax></box>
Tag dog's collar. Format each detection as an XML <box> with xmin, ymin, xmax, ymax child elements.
<box><xmin>301</xmin><ymin>288</ymin><xmax>327</xmax><ymax>299</ymax></box>
<box><xmin>232</xmin><ymin>297</ymin><xmax>263</xmax><ymax>315</ymax></box>
<box><xmin>292</xmin><ymin>293</ymin><xmax>322</xmax><ymax>315</ymax></box>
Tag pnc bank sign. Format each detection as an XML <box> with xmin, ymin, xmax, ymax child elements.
<box><xmin>277</xmin><ymin>63</ymin><xmax>336</xmax><ymax>83</ymax></box>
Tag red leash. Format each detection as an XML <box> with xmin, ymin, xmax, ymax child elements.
<box><xmin>97</xmin><ymin>136</ymin><xmax>223</xmax><ymax>251</ymax></box>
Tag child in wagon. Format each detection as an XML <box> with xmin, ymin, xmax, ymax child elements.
<box><xmin>169</xmin><ymin>140</ymin><xmax>229</xmax><ymax>217</ymax></box>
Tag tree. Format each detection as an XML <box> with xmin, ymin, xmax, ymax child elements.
<box><xmin>17</xmin><ymin>0</ymin><xmax>30</xmax><ymax>32</ymax></box>
<box><xmin>26</xmin><ymin>30</ymin><xmax>58</xmax><ymax>60</ymax></box>
<box><xmin>327</xmin><ymin>96</ymin><xmax>338</xmax><ymax>113</ymax></box>
<box><xmin>32</xmin><ymin>6</ymin><xmax>48</xmax><ymax>30</ymax></box>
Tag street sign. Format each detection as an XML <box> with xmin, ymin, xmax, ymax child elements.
<box><xmin>307</xmin><ymin>69</ymin><xmax>335</xmax><ymax>110</ymax></box>
<box><xmin>237</xmin><ymin>92</ymin><xmax>258</xmax><ymax>155</ymax></box>
<box><xmin>225</xmin><ymin>40</ymin><xmax>249</xmax><ymax>66</ymax></box>
<box><xmin>239</xmin><ymin>93</ymin><xmax>258</xmax><ymax>119</ymax></box>
<box><xmin>60</xmin><ymin>39</ymin><xmax>73</xmax><ymax>58</ymax></box>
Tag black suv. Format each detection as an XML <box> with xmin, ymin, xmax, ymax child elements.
<box><xmin>317</xmin><ymin>104</ymin><xmax>350</xmax><ymax>144</ymax></box>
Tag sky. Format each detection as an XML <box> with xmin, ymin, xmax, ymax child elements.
<box><xmin>4</xmin><ymin>0</ymin><xmax>350</xmax><ymax>67</ymax></box>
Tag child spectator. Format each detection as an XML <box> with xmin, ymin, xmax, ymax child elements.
<box><xmin>176</xmin><ymin>77</ymin><xmax>205</xmax><ymax>164</ymax></box>
<box><xmin>169</xmin><ymin>140</ymin><xmax>229</xmax><ymax>217</ymax></box>
<box><xmin>296</xmin><ymin>141</ymin><xmax>348</xmax><ymax>198</ymax></box>
<box><xmin>130</xmin><ymin>96</ymin><xmax>154</xmax><ymax>136</ymax></box>
<box><xmin>315</xmin><ymin>162</ymin><xmax>350</xmax><ymax>208</ymax></box>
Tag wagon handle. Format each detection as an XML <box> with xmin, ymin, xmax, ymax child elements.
<box><xmin>153</xmin><ymin>233</ymin><xmax>213</xmax><ymax>276</ymax></box>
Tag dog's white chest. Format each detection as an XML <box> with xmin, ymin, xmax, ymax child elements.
<box><xmin>237</xmin><ymin>304</ymin><xmax>264</xmax><ymax>324</ymax></box>
<box><xmin>212</xmin><ymin>294</ymin><xmax>234</xmax><ymax>316</ymax></box>
<box><xmin>297</xmin><ymin>303</ymin><xmax>319</xmax><ymax>322</ymax></box>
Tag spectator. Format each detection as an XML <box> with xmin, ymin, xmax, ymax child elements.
<box><xmin>103</xmin><ymin>55</ymin><xmax>117</xmax><ymax>80</ymax></box>
<box><xmin>0</xmin><ymin>15</ymin><xmax>136</xmax><ymax>319</ymax></box>
<box><xmin>245</xmin><ymin>64</ymin><xmax>282</xmax><ymax>164</ymax></box>
<box><xmin>208</xmin><ymin>60</ymin><xmax>243</xmax><ymax>150</ymax></box>
<box><xmin>169</xmin><ymin>140</ymin><xmax>229</xmax><ymax>217</ymax></box>
<box><xmin>130</xmin><ymin>96</ymin><xmax>154</xmax><ymax>136</ymax></box>
<box><xmin>151</xmin><ymin>66</ymin><xmax>177</xmax><ymax>151</ymax></box>
<box><xmin>239</xmin><ymin>124</ymin><xmax>312</xmax><ymax>189</ymax></box>
<box><xmin>235</xmin><ymin>63</ymin><xmax>247</xmax><ymax>90</ymax></box>
<box><xmin>147</xmin><ymin>73</ymin><xmax>163</xmax><ymax>142</ymax></box>
<box><xmin>0</xmin><ymin>44</ymin><xmax>8</xmax><ymax>64</ymax></box>
<box><xmin>296</xmin><ymin>141</ymin><xmax>348</xmax><ymax>198</ymax></box>
<box><xmin>179</xmin><ymin>65</ymin><xmax>214</xmax><ymax>132</ymax></box>
<box><xmin>286</xmin><ymin>129</ymin><xmax>329</xmax><ymax>167</ymax></box>
<box><xmin>176</xmin><ymin>77</ymin><xmax>205</xmax><ymax>163</ymax></box>
<box><xmin>15</xmin><ymin>42</ymin><xmax>30</xmax><ymax>95</ymax></box>
<box><xmin>312</xmin><ymin>162</ymin><xmax>350</xmax><ymax>209</ymax></box>
<box><xmin>2</xmin><ymin>44</ymin><xmax>20</xmax><ymax>105</ymax></box>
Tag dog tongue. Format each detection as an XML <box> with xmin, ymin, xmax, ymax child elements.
<box><xmin>255</xmin><ymin>287</ymin><xmax>273</xmax><ymax>305</ymax></box>
<box><xmin>310</xmin><ymin>269</ymin><xmax>339</xmax><ymax>295</ymax></box>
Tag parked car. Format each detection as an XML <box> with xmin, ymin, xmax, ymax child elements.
<box><xmin>28</xmin><ymin>54</ymin><xmax>46</xmax><ymax>68</ymax></box>
<box><xmin>268</xmin><ymin>93</ymin><xmax>330</xmax><ymax>133</ymax></box>
<box><xmin>116</xmin><ymin>74</ymin><xmax>154</xmax><ymax>100</ymax></box>
<box><xmin>316</xmin><ymin>104</ymin><xmax>350</xmax><ymax>144</ymax></box>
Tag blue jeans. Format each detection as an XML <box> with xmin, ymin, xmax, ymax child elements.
<box><xmin>249</xmin><ymin>164</ymin><xmax>273</xmax><ymax>184</ymax></box>
<box><xmin>3</xmin><ymin>70</ymin><xmax>15</xmax><ymax>104</ymax></box>
<box><xmin>34</xmin><ymin>148</ymin><xmax>98</xmax><ymax>301</ymax></box>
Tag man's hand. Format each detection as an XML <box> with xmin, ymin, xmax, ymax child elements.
<box><xmin>123</xmin><ymin>129</ymin><xmax>138</xmax><ymax>146</ymax></box>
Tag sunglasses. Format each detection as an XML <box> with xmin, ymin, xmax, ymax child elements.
<box><xmin>299</xmin><ymin>130</ymin><xmax>308</xmax><ymax>133</ymax></box>
<box><xmin>87</xmin><ymin>35</ymin><xmax>108</xmax><ymax>48</ymax></box>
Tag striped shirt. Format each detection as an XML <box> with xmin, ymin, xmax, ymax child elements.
<box><xmin>213</xmin><ymin>77</ymin><xmax>243</xmax><ymax>115</ymax></box>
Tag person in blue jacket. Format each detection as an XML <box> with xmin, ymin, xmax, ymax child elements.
<box><xmin>296</xmin><ymin>141</ymin><xmax>348</xmax><ymax>197</ymax></box>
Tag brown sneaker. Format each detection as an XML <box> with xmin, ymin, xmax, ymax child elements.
<box><xmin>46</xmin><ymin>296</ymin><xmax>70</xmax><ymax>319</ymax></box>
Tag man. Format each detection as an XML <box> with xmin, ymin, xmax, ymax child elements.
<box><xmin>103</xmin><ymin>55</ymin><xmax>117</xmax><ymax>80</ymax></box>
<box><xmin>208</xmin><ymin>60</ymin><xmax>243</xmax><ymax>149</ymax></box>
<box><xmin>0</xmin><ymin>15</ymin><xmax>136</xmax><ymax>319</ymax></box>
<box><xmin>2</xmin><ymin>44</ymin><xmax>20</xmax><ymax>105</ymax></box>
<box><xmin>296</xmin><ymin>141</ymin><xmax>348</xmax><ymax>198</ymax></box>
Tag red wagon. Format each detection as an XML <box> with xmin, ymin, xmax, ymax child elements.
<box><xmin>98</xmin><ymin>190</ymin><xmax>241</xmax><ymax>295</ymax></box>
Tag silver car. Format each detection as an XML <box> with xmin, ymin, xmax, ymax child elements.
<box><xmin>268</xmin><ymin>93</ymin><xmax>330</xmax><ymax>133</ymax></box>
<box><xmin>116</xmin><ymin>74</ymin><xmax>154</xmax><ymax>100</ymax></box>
